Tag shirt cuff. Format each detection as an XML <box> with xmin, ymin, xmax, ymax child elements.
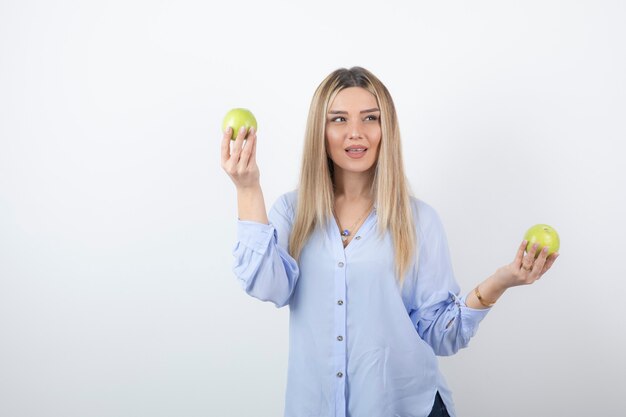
<box><xmin>456</xmin><ymin>291</ymin><xmax>491</xmax><ymax>326</ymax></box>
<box><xmin>236</xmin><ymin>220</ymin><xmax>277</xmax><ymax>255</ymax></box>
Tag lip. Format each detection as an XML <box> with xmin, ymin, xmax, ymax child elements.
<box><xmin>345</xmin><ymin>147</ymin><xmax>368</xmax><ymax>159</ymax></box>
<box><xmin>345</xmin><ymin>145</ymin><xmax>368</xmax><ymax>151</ymax></box>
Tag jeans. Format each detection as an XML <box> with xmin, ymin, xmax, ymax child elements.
<box><xmin>427</xmin><ymin>392</ymin><xmax>450</xmax><ymax>417</ymax></box>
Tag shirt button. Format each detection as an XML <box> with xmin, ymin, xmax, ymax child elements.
<box><xmin>337</xmin><ymin>300</ymin><xmax>343</xmax><ymax>305</ymax></box>
<box><xmin>337</xmin><ymin>335</ymin><xmax>343</xmax><ymax>341</ymax></box>
<box><xmin>337</xmin><ymin>372</ymin><xmax>343</xmax><ymax>378</ymax></box>
<box><xmin>355</xmin><ymin>236</ymin><xmax>361</xmax><ymax>240</ymax></box>
<box><xmin>338</xmin><ymin>262</ymin><xmax>344</xmax><ymax>268</ymax></box>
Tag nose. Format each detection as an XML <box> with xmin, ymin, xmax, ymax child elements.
<box><xmin>348</xmin><ymin>120</ymin><xmax>362</xmax><ymax>139</ymax></box>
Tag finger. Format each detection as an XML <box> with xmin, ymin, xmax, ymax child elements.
<box><xmin>521</xmin><ymin>243</ymin><xmax>538</xmax><ymax>271</ymax></box>
<box><xmin>531</xmin><ymin>246</ymin><xmax>550</xmax><ymax>278</ymax></box>
<box><xmin>529</xmin><ymin>242</ymin><xmax>540</xmax><ymax>258</ymax></box>
<box><xmin>541</xmin><ymin>252</ymin><xmax>559</xmax><ymax>275</ymax></box>
<box><xmin>239</xmin><ymin>127</ymin><xmax>256</xmax><ymax>168</ymax></box>
<box><xmin>514</xmin><ymin>240</ymin><xmax>527</xmax><ymax>267</ymax></box>
<box><xmin>221</xmin><ymin>127</ymin><xmax>233</xmax><ymax>164</ymax></box>
<box><xmin>248</xmin><ymin>127</ymin><xmax>258</xmax><ymax>165</ymax></box>
<box><xmin>231</xmin><ymin>126</ymin><xmax>247</xmax><ymax>160</ymax></box>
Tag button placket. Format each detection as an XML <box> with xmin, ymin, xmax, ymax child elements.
<box><xmin>333</xmin><ymin>252</ymin><xmax>348</xmax><ymax>413</ymax></box>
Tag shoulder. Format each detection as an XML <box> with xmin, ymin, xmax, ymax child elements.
<box><xmin>408</xmin><ymin>196</ymin><xmax>446</xmax><ymax>238</ymax></box>
<box><xmin>271</xmin><ymin>189</ymin><xmax>298</xmax><ymax>219</ymax></box>
<box><xmin>281</xmin><ymin>189</ymin><xmax>298</xmax><ymax>211</ymax></box>
<box><xmin>409</xmin><ymin>196</ymin><xmax>441</xmax><ymax>223</ymax></box>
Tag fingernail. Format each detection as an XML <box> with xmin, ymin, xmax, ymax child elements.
<box><xmin>239</xmin><ymin>126</ymin><xmax>246</xmax><ymax>134</ymax></box>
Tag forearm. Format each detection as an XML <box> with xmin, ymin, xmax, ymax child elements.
<box><xmin>465</xmin><ymin>271</ymin><xmax>508</xmax><ymax>309</ymax></box>
<box><xmin>237</xmin><ymin>185</ymin><xmax>269</xmax><ymax>224</ymax></box>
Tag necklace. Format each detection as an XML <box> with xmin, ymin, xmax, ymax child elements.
<box><xmin>333</xmin><ymin>203</ymin><xmax>373</xmax><ymax>245</ymax></box>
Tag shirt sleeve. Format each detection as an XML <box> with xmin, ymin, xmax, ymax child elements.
<box><xmin>408</xmin><ymin>202</ymin><xmax>490</xmax><ymax>356</ymax></box>
<box><xmin>231</xmin><ymin>193</ymin><xmax>300</xmax><ymax>308</ymax></box>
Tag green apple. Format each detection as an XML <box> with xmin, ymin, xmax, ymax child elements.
<box><xmin>222</xmin><ymin>108</ymin><xmax>257</xmax><ymax>140</ymax></box>
<box><xmin>524</xmin><ymin>224</ymin><xmax>560</xmax><ymax>257</ymax></box>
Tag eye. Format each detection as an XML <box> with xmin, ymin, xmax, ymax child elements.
<box><xmin>364</xmin><ymin>114</ymin><xmax>379</xmax><ymax>121</ymax></box>
<box><xmin>330</xmin><ymin>116</ymin><xmax>346</xmax><ymax>122</ymax></box>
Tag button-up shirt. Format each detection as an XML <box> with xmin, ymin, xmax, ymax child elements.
<box><xmin>232</xmin><ymin>190</ymin><xmax>490</xmax><ymax>417</ymax></box>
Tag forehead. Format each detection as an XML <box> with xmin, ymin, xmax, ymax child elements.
<box><xmin>329</xmin><ymin>87</ymin><xmax>378</xmax><ymax>110</ymax></box>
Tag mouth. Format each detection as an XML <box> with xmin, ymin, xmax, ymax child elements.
<box><xmin>345</xmin><ymin>146</ymin><xmax>368</xmax><ymax>159</ymax></box>
<box><xmin>345</xmin><ymin>146</ymin><xmax>368</xmax><ymax>153</ymax></box>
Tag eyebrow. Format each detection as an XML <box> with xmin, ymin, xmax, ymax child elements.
<box><xmin>327</xmin><ymin>108</ymin><xmax>380</xmax><ymax>115</ymax></box>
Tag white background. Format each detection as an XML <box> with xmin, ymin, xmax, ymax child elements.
<box><xmin>1</xmin><ymin>0</ymin><xmax>625</xmax><ymax>416</ymax></box>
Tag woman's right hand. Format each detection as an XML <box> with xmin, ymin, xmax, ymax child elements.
<box><xmin>221</xmin><ymin>126</ymin><xmax>260</xmax><ymax>190</ymax></box>
<box><xmin>221</xmin><ymin>126</ymin><xmax>269</xmax><ymax>224</ymax></box>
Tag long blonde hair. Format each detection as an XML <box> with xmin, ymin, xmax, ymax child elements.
<box><xmin>288</xmin><ymin>67</ymin><xmax>417</xmax><ymax>287</ymax></box>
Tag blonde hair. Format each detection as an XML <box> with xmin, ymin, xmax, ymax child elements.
<box><xmin>288</xmin><ymin>67</ymin><xmax>417</xmax><ymax>287</ymax></box>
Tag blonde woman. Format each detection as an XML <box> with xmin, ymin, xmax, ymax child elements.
<box><xmin>221</xmin><ymin>67</ymin><xmax>558</xmax><ymax>417</ymax></box>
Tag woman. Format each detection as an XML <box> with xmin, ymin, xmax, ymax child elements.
<box><xmin>221</xmin><ymin>67</ymin><xmax>558</xmax><ymax>417</ymax></box>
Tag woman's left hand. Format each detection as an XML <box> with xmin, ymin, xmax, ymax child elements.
<box><xmin>493</xmin><ymin>241</ymin><xmax>560</xmax><ymax>289</ymax></box>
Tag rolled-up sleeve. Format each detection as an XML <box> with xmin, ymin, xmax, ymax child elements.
<box><xmin>231</xmin><ymin>193</ymin><xmax>300</xmax><ymax>308</ymax></box>
<box><xmin>409</xmin><ymin>201</ymin><xmax>491</xmax><ymax>356</ymax></box>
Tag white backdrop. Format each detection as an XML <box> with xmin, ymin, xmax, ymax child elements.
<box><xmin>1</xmin><ymin>1</ymin><xmax>625</xmax><ymax>416</ymax></box>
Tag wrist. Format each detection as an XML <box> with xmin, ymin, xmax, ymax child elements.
<box><xmin>236</xmin><ymin>184</ymin><xmax>268</xmax><ymax>224</ymax></box>
<box><xmin>236</xmin><ymin>183</ymin><xmax>262</xmax><ymax>195</ymax></box>
<box><xmin>473</xmin><ymin>285</ymin><xmax>496</xmax><ymax>308</ymax></box>
<box><xmin>468</xmin><ymin>275</ymin><xmax>508</xmax><ymax>309</ymax></box>
<box><xmin>489</xmin><ymin>268</ymin><xmax>511</xmax><ymax>292</ymax></box>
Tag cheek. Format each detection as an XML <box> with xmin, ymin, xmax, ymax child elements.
<box><xmin>367</xmin><ymin>127</ymin><xmax>382</xmax><ymax>151</ymax></box>
<box><xmin>325</xmin><ymin>132</ymin><xmax>344</xmax><ymax>153</ymax></box>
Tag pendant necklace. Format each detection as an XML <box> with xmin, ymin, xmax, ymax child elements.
<box><xmin>333</xmin><ymin>203</ymin><xmax>373</xmax><ymax>245</ymax></box>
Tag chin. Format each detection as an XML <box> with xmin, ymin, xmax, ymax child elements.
<box><xmin>338</xmin><ymin>162</ymin><xmax>377</xmax><ymax>174</ymax></box>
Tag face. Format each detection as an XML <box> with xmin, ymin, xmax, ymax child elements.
<box><xmin>325</xmin><ymin>87</ymin><xmax>382</xmax><ymax>175</ymax></box>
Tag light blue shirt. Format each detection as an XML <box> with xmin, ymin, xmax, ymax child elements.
<box><xmin>232</xmin><ymin>190</ymin><xmax>490</xmax><ymax>417</ymax></box>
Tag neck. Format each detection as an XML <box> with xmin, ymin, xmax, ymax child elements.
<box><xmin>333</xmin><ymin>168</ymin><xmax>374</xmax><ymax>202</ymax></box>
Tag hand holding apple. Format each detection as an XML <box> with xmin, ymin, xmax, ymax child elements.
<box><xmin>468</xmin><ymin>224</ymin><xmax>561</xmax><ymax>308</ymax></box>
<box><xmin>488</xmin><ymin>226</ymin><xmax>560</xmax><ymax>291</ymax></box>
<box><xmin>220</xmin><ymin>108</ymin><xmax>261</xmax><ymax>191</ymax></box>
